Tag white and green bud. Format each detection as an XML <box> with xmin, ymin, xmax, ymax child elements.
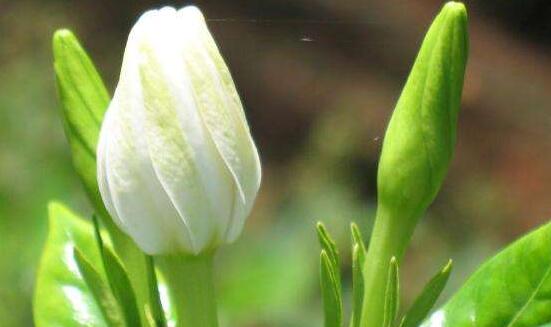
<box><xmin>97</xmin><ymin>6</ymin><xmax>261</xmax><ymax>255</ymax></box>
<box><xmin>361</xmin><ymin>3</ymin><xmax>469</xmax><ymax>327</ymax></box>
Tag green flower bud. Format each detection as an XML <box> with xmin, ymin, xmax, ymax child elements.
<box><xmin>361</xmin><ymin>3</ymin><xmax>468</xmax><ymax>327</ymax></box>
<box><xmin>377</xmin><ymin>1</ymin><xmax>468</xmax><ymax>232</ymax></box>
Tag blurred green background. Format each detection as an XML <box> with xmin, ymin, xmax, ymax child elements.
<box><xmin>2</xmin><ymin>0</ymin><xmax>551</xmax><ymax>326</ymax></box>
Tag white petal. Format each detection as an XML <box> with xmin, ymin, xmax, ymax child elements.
<box><xmin>98</xmin><ymin>10</ymin><xmax>196</xmax><ymax>254</ymax></box>
<box><xmin>177</xmin><ymin>6</ymin><xmax>262</xmax><ymax>242</ymax></box>
<box><xmin>137</xmin><ymin>8</ymin><xmax>237</xmax><ymax>251</ymax></box>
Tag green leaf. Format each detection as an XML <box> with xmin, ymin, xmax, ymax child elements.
<box><xmin>399</xmin><ymin>259</ymin><xmax>452</xmax><ymax>327</ymax></box>
<box><xmin>351</xmin><ymin>244</ymin><xmax>365</xmax><ymax>327</ymax></box>
<box><xmin>52</xmin><ymin>29</ymin><xmax>109</xmax><ymax>217</ymax></box>
<box><xmin>423</xmin><ymin>221</ymin><xmax>551</xmax><ymax>326</ymax></box>
<box><xmin>383</xmin><ymin>257</ymin><xmax>399</xmax><ymax>327</ymax></box>
<box><xmin>320</xmin><ymin>250</ymin><xmax>343</xmax><ymax>327</ymax></box>
<box><xmin>146</xmin><ymin>256</ymin><xmax>168</xmax><ymax>327</ymax></box>
<box><xmin>34</xmin><ymin>202</ymin><xmax>108</xmax><ymax>326</ymax></box>
<box><xmin>73</xmin><ymin>247</ymin><xmax>126</xmax><ymax>327</ymax></box>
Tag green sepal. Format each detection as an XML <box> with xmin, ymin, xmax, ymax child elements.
<box><xmin>320</xmin><ymin>250</ymin><xmax>343</xmax><ymax>327</ymax></box>
<box><xmin>383</xmin><ymin>257</ymin><xmax>399</xmax><ymax>327</ymax></box>
<box><xmin>316</xmin><ymin>222</ymin><xmax>341</xmax><ymax>283</ymax></box>
<box><xmin>350</xmin><ymin>222</ymin><xmax>366</xmax><ymax>327</ymax></box>
<box><xmin>92</xmin><ymin>216</ymin><xmax>142</xmax><ymax>327</ymax></box>
<box><xmin>73</xmin><ymin>247</ymin><xmax>126</xmax><ymax>327</ymax></box>
<box><xmin>351</xmin><ymin>244</ymin><xmax>365</xmax><ymax>327</ymax></box>
<box><xmin>399</xmin><ymin>259</ymin><xmax>452</xmax><ymax>327</ymax></box>
<box><xmin>146</xmin><ymin>256</ymin><xmax>168</xmax><ymax>327</ymax></box>
<box><xmin>351</xmin><ymin>222</ymin><xmax>366</xmax><ymax>256</ymax></box>
<box><xmin>105</xmin><ymin>248</ymin><xmax>143</xmax><ymax>326</ymax></box>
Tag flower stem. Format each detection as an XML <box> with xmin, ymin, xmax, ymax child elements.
<box><xmin>360</xmin><ymin>205</ymin><xmax>416</xmax><ymax>327</ymax></box>
<box><xmin>155</xmin><ymin>253</ymin><xmax>218</xmax><ymax>327</ymax></box>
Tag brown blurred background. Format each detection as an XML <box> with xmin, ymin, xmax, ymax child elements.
<box><xmin>1</xmin><ymin>0</ymin><xmax>551</xmax><ymax>326</ymax></box>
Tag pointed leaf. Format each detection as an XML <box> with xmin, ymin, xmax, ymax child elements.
<box><xmin>73</xmin><ymin>247</ymin><xmax>126</xmax><ymax>326</ymax></box>
<box><xmin>321</xmin><ymin>250</ymin><xmax>343</xmax><ymax>327</ymax></box>
<box><xmin>383</xmin><ymin>257</ymin><xmax>399</xmax><ymax>327</ymax></box>
<box><xmin>351</xmin><ymin>244</ymin><xmax>365</xmax><ymax>327</ymax></box>
<box><xmin>52</xmin><ymin>29</ymin><xmax>109</xmax><ymax>217</ymax></box>
<box><xmin>423</xmin><ymin>221</ymin><xmax>551</xmax><ymax>326</ymax></box>
<box><xmin>400</xmin><ymin>259</ymin><xmax>452</xmax><ymax>327</ymax></box>
<box><xmin>34</xmin><ymin>202</ymin><xmax>107</xmax><ymax>326</ymax></box>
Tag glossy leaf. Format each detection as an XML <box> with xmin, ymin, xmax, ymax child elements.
<box><xmin>73</xmin><ymin>247</ymin><xmax>126</xmax><ymax>327</ymax></box>
<box><xmin>423</xmin><ymin>221</ymin><xmax>551</xmax><ymax>327</ymax></box>
<box><xmin>400</xmin><ymin>259</ymin><xmax>452</xmax><ymax>327</ymax></box>
<box><xmin>383</xmin><ymin>257</ymin><xmax>399</xmax><ymax>327</ymax></box>
<box><xmin>320</xmin><ymin>250</ymin><xmax>343</xmax><ymax>327</ymax></box>
<box><xmin>34</xmin><ymin>202</ymin><xmax>107</xmax><ymax>326</ymax></box>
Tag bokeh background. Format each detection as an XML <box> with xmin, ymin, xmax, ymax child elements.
<box><xmin>2</xmin><ymin>0</ymin><xmax>551</xmax><ymax>326</ymax></box>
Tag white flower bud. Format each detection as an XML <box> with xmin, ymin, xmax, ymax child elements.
<box><xmin>97</xmin><ymin>6</ymin><xmax>261</xmax><ymax>255</ymax></box>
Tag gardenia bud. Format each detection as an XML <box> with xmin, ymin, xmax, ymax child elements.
<box><xmin>377</xmin><ymin>1</ymin><xmax>468</xmax><ymax>236</ymax></box>
<box><xmin>361</xmin><ymin>3</ymin><xmax>468</xmax><ymax>327</ymax></box>
<box><xmin>97</xmin><ymin>6</ymin><xmax>261</xmax><ymax>255</ymax></box>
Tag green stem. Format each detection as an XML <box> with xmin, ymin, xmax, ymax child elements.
<box><xmin>360</xmin><ymin>205</ymin><xmax>416</xmax><ymax>327</ymax></box>
<box><xmin>155</xmin><ymin>253</ymin><xmax>218</xmax><ymax>327</ymax></box>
